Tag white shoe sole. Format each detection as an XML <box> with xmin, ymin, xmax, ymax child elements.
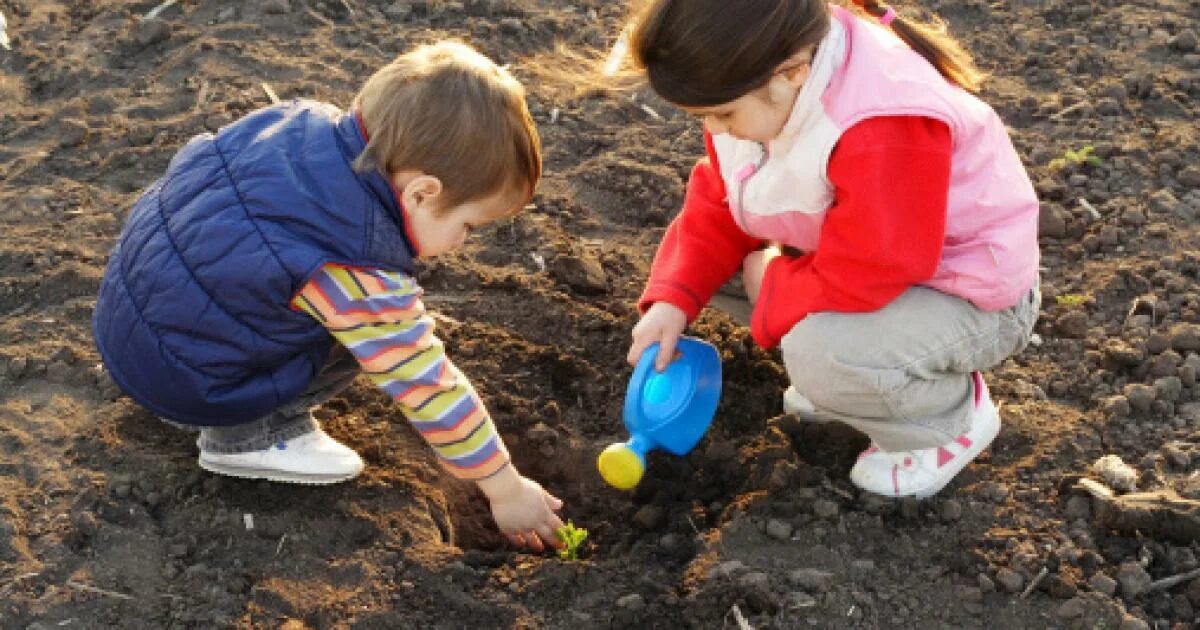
<box><xmin>910</xmin><ymin>409</ymin><xmax>999</xmax><ymax>498</ymax></box>
<box><xmin>198</xmin><ymin>458</ymin><xmax>362</xmax><ymax>485</ymax></box>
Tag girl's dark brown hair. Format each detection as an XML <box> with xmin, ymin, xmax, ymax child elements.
<box><xmin>850</xmin><ymin>0</ymin><xmax>983</xmax><ymax>91</ymax></box>
<box><xmin>630</xmin><ymin>0</ymin><xmax>983</xmax><ymax>108</ymax></box>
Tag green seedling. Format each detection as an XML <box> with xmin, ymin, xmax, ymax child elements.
<box><xmin>556</xmin><ymin>521</ymin><xmax>589</xmax><ymax>561</ymax></box>
<box><xmin>1048</xmin><ymin>145</ymin><xmax>1102</xmax><ymax>171</ymax></box>
<box><xmin>1055</xmin><ymin>293</ymin><xmax>1088</xmax><ymax>308</ymax></box>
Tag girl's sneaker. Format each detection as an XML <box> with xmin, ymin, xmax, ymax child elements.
<box><xmin>198</xmin><ymin>429</ymin><xmax>364</xmax><ymax>485</ymax></box>
<box><xmin>849</xmin><ymin>372</ymin><xmax>1000</xmax><ymax>498</ymax></box>
<box><xmin>782</xmin><ymin>386</ymin><xmax>816</xmax><ymax>415</ymax></box>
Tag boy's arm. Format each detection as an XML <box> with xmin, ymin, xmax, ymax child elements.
<box><xmin>750</xmin><ymin>116</ymin><xmax>952</xmax><ymax>348</ymax></box>
<box><xmin>292</xmin><ymin>264</ymin><xmax>511</xmax><ymax>480</ymax></box>
<box><xmin>638</xmin><ymin>132</ymin><xmax>763</xmax><ymax>320</ymax></box>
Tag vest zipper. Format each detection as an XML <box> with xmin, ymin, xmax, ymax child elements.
<box><xmin>736</xmin><ymin>144</ymin><xmax>770</xmax><ymax>230</ymax></box>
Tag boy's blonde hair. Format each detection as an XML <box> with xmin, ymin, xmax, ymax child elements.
<box><xmin>353</xmin><ymin>41</ymin><xmax>542</xmax><ymax>212</ymax></box>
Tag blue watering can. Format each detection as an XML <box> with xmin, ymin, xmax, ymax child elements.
<box><xmin>597</xmin><ymin>337</ymin><xmax>722</xmax><ymax>490</ymax></box>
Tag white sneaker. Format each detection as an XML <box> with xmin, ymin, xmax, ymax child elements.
<box><xmin>849</xmin><ymin>372</ymin><xmax>1000</xmax><ymax>498</ymax></box>
<box><xmin>783</xmin><ymin>386</ymin><xmax>816</xmax><ymax>415</ymax></box>
<box><xmin>198</xmin><ymin>429</ymin><xmax>364</xmax><ymax>485</ymax></box>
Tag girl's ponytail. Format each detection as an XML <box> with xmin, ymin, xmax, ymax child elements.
<box><xmin>850</xmin><ymin>0</ymin><xmax>985</xmax><ymax>92</ymax></box>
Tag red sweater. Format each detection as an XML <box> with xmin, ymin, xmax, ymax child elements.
<box><xmin>639</xmin><ymin>116</ymin><xmax>952</xmax><ymax>348</ymax></box>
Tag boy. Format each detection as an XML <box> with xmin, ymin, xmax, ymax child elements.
<box><xmin>92</xmin><ymin>42</ymin><xmax>563</xmax><ymax>551</ymax></box>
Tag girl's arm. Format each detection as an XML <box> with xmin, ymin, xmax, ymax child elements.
<box><xmin>638</xmin><ymin>132</ymin><xmax>762</xmax><ymax>320</ymax></box>
<box><xmin>750</xmin><ymin>116</ymin><xmax>952</xmax><ymax>348</ymax></box>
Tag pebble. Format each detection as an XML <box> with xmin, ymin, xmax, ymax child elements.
<box><xmin>1154</xmin><ymin>376</ymin><xmax>1182</xmax><ymax>402</ymax></box>
<box><xmin>1162</xmin><ymin>443</ymin><xmax>1190</xmax><ymax>469</ymax></box>
<box><xmin>812</xmin><ymin>499</ymin><xmax>839</xmax><ymax>520</ymax></box>
<box><xmin>1103</xmin><ymin>339</ymin><xmax>1144</xmax><ymax>366</ymax></box>
<box><xmin>765</xmin><ymin>518</ymin><xmax>793</xmax><ymax>541</ymax></box>
<box><xmin>1170</xmin><ymin>323</ymin><xmax>1200</xmax><ymax>352</ymax></box>
<box><xmin>1089</xmin><ymin>573</ymin><xmax>1118</xmax><ymax>596</ymax></box>
<box><xmin>8</xmin><ymin>356</ymin><xmax>28</xmax><ymax>379</ymax></box>
<box><xmin>788</xmin><ymin>568</ymin><xmax>835</xmax><ymax>592</ymax></box>
<box><xmin>1055</xmin><ymin>597</ymin><xmax>1088</xmax><ymax>621</ymax></box>
<box><xmin>1115</xmin><ymin>561</ymin><xmax>1152</xmax><ymax>599</ymax></box>
<box><xmin>1041</xmin><ymin>573</ymin><xmax>1078</xmax><ymax>599</ymax></box>
<box><xmin>738</xmin><ymin>572</ymin><xmax>770</xmax><ymax>591</ymax></box>
<box><xmin>1093</xmin><ymin>454</ymin><xmax>1138</xmax><ymax>492</ymax></box>
<box><xmin>631</xmin><ymin>505</ymin><xmax>665</xmax><ymax>530</ymax></box>
<box><xmin>940</xmin><ymin>499</ymin><xmax>962</xmax><ymax>522</ymax></box>
<box><xmin>1055</xmin><ymin>311</ymin><xmax>1089</xmax><ymax>338</ymax></box>
<box><xmin>1186</xmin><ymin>577</ymin><xmax>1200</xmax><ymax>607</ymax></box>
<box><xmin>615</xmin><ymin>593</ymin><xmax>645</xmax><ymax>611</ymax></box>
<box><xmin>995</xmin><ymin>568</ymin><xmax>1024</xmax><ymax>593</ymax></box>
<box><xmin>786</xmin><ymin>592</ymin><xmax>818</xmax><ymax>610</ymax></box>
<box><xmin>977</xmin><ymin>573</ymin><xmax>996</xmax><ymax>593</ymax></box>
<box><xmin>1065</xmin><ymin>495</ymin><xmax>1091</xmax><ymax>520</ymax></box>
<box><xmin>1123</xmin><ymin>384</ymin><xmax>1156</xmax><ymax>414</ymax></box>
<box><xmin>712</xmin><ymin>560</ymin><xmax>747</xmax><ymax>580</ymax></box>
<box><xmin>133</xmin><ymin>17</ymin><xmax>171</xmax><ymax>47</ymax></box>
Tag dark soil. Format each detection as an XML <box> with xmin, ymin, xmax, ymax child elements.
<box><xmin>2</xmin><ymin>1</ymin><xmax>1199</xmax><ymax>628</ymax></box>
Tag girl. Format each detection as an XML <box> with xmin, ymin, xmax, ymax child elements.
<box><xmin>624</xmin><ymin>0</ymin><xmax>1041</xmax><ymax>498</ymax></box>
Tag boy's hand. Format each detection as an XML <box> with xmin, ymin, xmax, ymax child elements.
<box><xmin>628</xmin><ymin>301</ymin><xmax>688</xmax><ymax>371</ymax></box>
<box><xmin>477</xmin><ymin>466</ymin><xmax>564</xmax><ymax>551</ymax></box>
<box><xmin>741</xmin><ymin>245</ymin><xmax>781</xmax><ymax>305</ymax></box>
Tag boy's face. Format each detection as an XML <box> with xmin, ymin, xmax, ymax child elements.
<box><xmin>402</xmin><ymin>177</ymin><xmax>525</xmax><ymax>258</ymax></box>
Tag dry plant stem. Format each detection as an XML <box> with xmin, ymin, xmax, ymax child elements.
<box><xmin>1019</xmin><ymin>566</ymin><xmax>1049</xmax><ymax>600</ymax></box>
<box><xmin>66</xmin><ymin>580</ymin><xmax>134</xmax><ymax>600</ymax></box>
<box><xmin>262</xmin><ymin>83</ymin><xmax>280</xmax><ymax>105</ymax></box>
<box><xmin>727</xmin><ymin>604</ymin><xmax>754</xmax><ymax>630</ymax></box>
<box><xmin>1076</xmin><ymin>478</ymin><xmax>1200</xmax><ymax>544</ymax></box>
<box><xmin>1149</xmin><ymin>567</ymin><xmax>1200</xmax><ymax>593</ymax></box>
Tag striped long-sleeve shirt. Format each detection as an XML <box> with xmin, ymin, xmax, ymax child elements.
<box><xmin>292</xmin><ymin>263</ymin><xmax>510</xmax><ymax>480</ymax></box>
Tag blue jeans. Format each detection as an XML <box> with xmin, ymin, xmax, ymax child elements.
<box><xmin>164</xmin><ymin>346</ymin><xmax>361</xmax><ymax>454</ymax></box>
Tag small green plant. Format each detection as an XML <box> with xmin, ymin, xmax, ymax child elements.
<box><xmin>1048</xmin><ymin>145</ymin><xmax>1102</xmax><ymax>171</ymax></box>
<box><xmin>1055</xmin><ymin>293</ymin><xmax>1089</xmax><ymax>308</ymax></box>
<box><xmin>556</xmin><ymin>521</ymin><xmax>589</xmax><ymax>561</ymax></box>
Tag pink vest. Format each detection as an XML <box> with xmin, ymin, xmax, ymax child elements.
<box><xmin>713</xmin><ymin>6</ymin><xmax>1039</xmax><ymax>311</ymax></box>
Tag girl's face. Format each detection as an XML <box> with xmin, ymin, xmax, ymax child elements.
<box><xmin>681</xmin><ymin>49</ymin><xmax>814</xmax><ymax>144</ymax></box>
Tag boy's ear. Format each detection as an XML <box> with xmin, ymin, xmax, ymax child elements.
<box><xmin>399</xmin><ymin>174</ymin><xmax>443</xmax><ymax>209</ymax></box>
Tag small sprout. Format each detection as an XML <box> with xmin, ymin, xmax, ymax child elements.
<box><xmin>1055</xmin><ymin>293</ymin><xmax>1088</xmax><ymax>308</ymax></box>
<box><xmin>556</xmin><ymin>521</ymin><xmax>589</xmax><ymax>561</ymax></box>
<box><xmin>1049</xmin><ymin>145</ymin><xmax>1102</xmax><ymax>171</ymax></box>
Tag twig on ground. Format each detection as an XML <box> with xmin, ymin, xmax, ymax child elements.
<box><xmin>65</xmin><ymin>580</ymin><xmax>134</xmax><ymax>601</ymax></box>
<box><xmin>195</xmin><ymin>80</ymin><xmax>209</xmax><ymax>112</ymax></box>
<box><xmin>428</xmin><ymin>311</ymin><xmax>462</xmax><ymax>327</ymax></box>
<box><xmin>727</xmin><ymin>604</ymin><xmax>754</xmax><ymax>630</ymax></box>
<box><xmin>1019</xmin><ymin>566</ymin><xmax>1049</xmax><ymax>599</ymax></box>
<box><xmin>639</xmin><ymin>104</ymin><xmax>663</xmax><ymax>121</ymax></box>
<box><xmin>1149</xmin><ymin>567</ymin><xmax>1200</xmax><ymax>592</ymax></box>
<box><xmin>143</xmin><ymin>0</ymin><xmax>179</xmax><ymax>21</ymax></box>
<box><xmin>261</xmin><ymin>83</ymin><xmax>280</xmax><ymax>105</ymax></box>
<box><xmin>275</xmin><ymin>533</ymin><xmax>287</xmax><ymax>557</ymax></box>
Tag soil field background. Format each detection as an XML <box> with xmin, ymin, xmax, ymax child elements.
<box><xmin>2</xmin><ymin>0</ymin><xmax>1200</xmax><ymax>628</ymax></box>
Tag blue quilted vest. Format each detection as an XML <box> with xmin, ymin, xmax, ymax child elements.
<box><xmin>93</xmin><ymin>100</ymin><xmax>416</xmax><ymax>426</ymax></box>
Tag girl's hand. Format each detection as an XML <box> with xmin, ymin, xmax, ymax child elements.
<box><xmin>741</xmin><ymin>245</ymin><xmax>781</xmax><ymax>304</ymax></box>
<box><xmin>477</xmin><ymin>466</ymin><xmax>564</xmax><ymax>551</ymax></box>
<box><xmin>628</xmin><ymin>301</ymin><xmax>688</xmax><ymax>371</ymax></box>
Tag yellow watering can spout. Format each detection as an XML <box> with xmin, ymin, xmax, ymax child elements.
<box><xmin>597</xmin><ymin>443</ymin><xmax>644</xmax><ymax>490</ymax></box>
